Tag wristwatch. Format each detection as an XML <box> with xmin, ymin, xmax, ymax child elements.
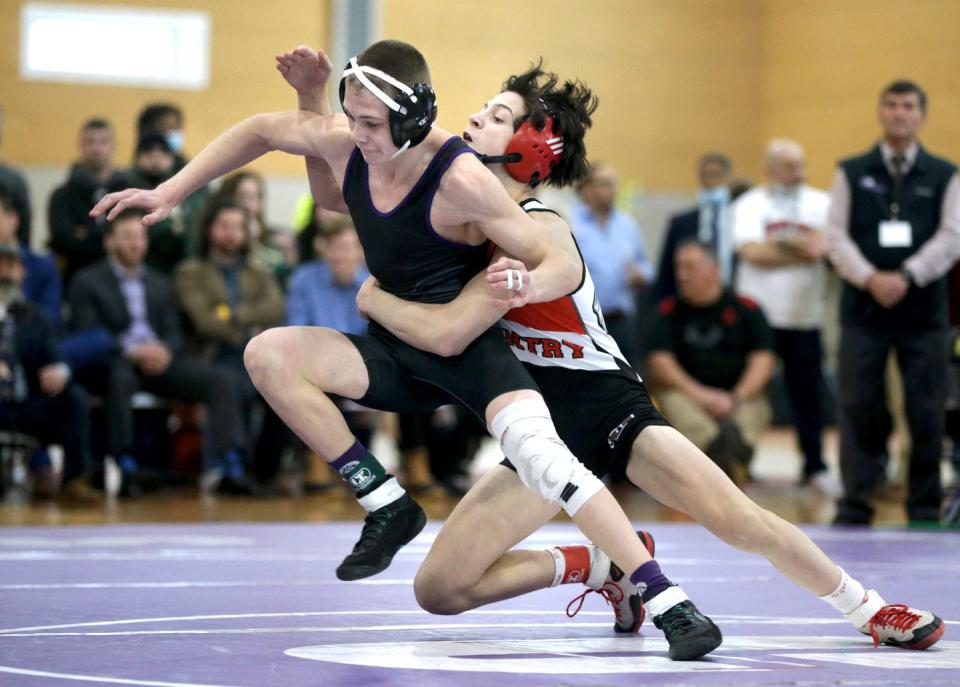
<box><xmin>899</xmin><ymin>265</ymin><xmax>915</xmax><ymax>285</ymax></box>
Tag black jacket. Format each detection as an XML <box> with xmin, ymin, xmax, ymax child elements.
<box><xmin>839</xmin><ymin>144</ymin><xmax>957</xmax><ymax>329</ymax></box>
<box><xmin>4</xmin><ymin>300</ymin><xmax>60</xmax><ymax>400</ymax></box>
<box><xmin>48</xmin><ymin>163</ymin><xmax>127</xmax><ymax>284</ymax></box>
<box><xmin>68</xmin><ymin>259</ymin><xmax>184</xmax><ymax>355</ymax></box>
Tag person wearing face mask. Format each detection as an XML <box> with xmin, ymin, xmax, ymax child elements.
<box><xmin>135</xmin><ymin>103</ymin><xmax>212</xmax><ymax>261</ymax></box>
<box><xmin>731</xmin><ymin>138</ymin><xmax>835</xmax><ymax>494</ymax></box>
<box><xmin>0</xmin><ymin>241</ymin><xmax>97</xmax><ymax>503</ymax></box>
<box><xmin>655</xmin><ymin>153</ymin><xmax>737</xmax><ymax>300</ymax></box>
<box><xmin>123</xmin><ymin>133</ymin><xmax>208</xmax><ymax>274</ymax></box>
<box><xmin>137</xmin><ymin>103</ymin><xmax>188</xmax><ymax>169</ymax></box>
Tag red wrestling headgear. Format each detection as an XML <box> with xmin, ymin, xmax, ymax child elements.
<box><xmin>502</xmin><ymin>116</ymin><xmax>564</xmax><ymax>187</ymax></box>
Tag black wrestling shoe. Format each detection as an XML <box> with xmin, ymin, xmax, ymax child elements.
<box><xmin>336</xmin><ymin>493</ymin><xmax>427</xmax><ymax>581</ymax></box>
<box><xmin>653</xmin><ymin>600</ymin><xmax>723</xmax><ymax>660</ymax></box>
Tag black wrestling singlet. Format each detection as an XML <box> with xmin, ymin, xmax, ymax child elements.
<box><xmin>342</xmin><ymin>137</ymin><xmax>489</xmax><ymax>305</ymax></box>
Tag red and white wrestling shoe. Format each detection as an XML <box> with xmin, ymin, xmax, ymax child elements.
<box><xmin>847</xmin><ymin>590</ymin><xmax>945</xmax><ymax>650</ymax></box>
<box><xmin>566</xmin><ymin>530</ymin><xmax>657</xmax><ymax>633</ymax></box>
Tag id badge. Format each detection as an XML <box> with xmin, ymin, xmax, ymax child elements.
<box><xmin>879</xmin><ymin>220</ymin><xmax>912</xmax><ymax>248</ymax></box>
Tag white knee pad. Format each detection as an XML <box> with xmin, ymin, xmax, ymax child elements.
<box><xmin>490</xmin><ymin>398</ymin><xmax>604</xmax><ymax>516</ymax></box>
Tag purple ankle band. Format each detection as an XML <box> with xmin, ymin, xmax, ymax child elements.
<box><xmin>630</xmin><ymin>560</ymin><xmax>673</xmax><ymax>603</ymax></box>
<box><xmin>329</xmin><ymin>440</ymin><xmax>367</xmax><ymax>473</ymax></box>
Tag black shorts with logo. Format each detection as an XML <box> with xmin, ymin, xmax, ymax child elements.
<box><xmin>345</xmin><ymin>321</ymin><xmax>539</xmax><ymax>424</ymax></box>
<box><xmin>501</xmin><ymin>365</ymin><xmax>671</xmax><ymax>479</ymax></box>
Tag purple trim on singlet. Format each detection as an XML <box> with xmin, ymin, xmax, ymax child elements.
<box><xmin>424</xmin><ymin>143</ymin><xmax>486</xmax><ymax>250</ymax></box>
<box><xmin>357</xmin><ymin>137</ymin><xmax>464</xmax><ymax>219</ymax></box>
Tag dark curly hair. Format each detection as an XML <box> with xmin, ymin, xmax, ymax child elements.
<box><xmin>196</xmin><ymin>199</ymin><xmax>249</xmax><ymax>259</ymax></box>
<box><xmin>501</xmin><ymin>62</ymin><xmax>598</xmax><ymax>188</ymax></box>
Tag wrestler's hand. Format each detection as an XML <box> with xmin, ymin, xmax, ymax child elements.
<box><xmin>486</xmin><ymin>256</ymin><xmax>533</xmax><ymax>309</ymax></box>
<box><xmin>356</xmin><ymin>275</ymin><xmax>380</xmax><ymax>319</ymax></box>
<box><xmin>90</xmin><ymin>185</ymin><xmax>176</xmax><ymax>225</ymax></box>
<box><xmin>276</xmin><ymin>45</ymin><xmax>332</xmax><ymax>96</ymax></box>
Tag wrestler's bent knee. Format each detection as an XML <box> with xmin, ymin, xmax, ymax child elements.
<box><xmin>413</xmin><ymin>567</ymin><xmax>466</xmax><ymax>616</ymax></box>
<box><xmin>243</xmin><ymin>329</ymin><xmax>289</xmax><ymax>383</ymax></box>
<box><xmin>490</xmin><ymin>398</ymin><xmax>604</xmax><ymax>516</ymax></box>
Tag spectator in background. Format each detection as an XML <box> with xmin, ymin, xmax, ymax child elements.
<box><xmin>0</xmin><ymin>188</ymin><xmax>60</xmax><ymax>327</ymax></box>
<box><xmin>295</xmin><ymin>202</ymin><xmax>344</xmax><ymax>264</ymax></box>
<box><xmin>647</xmin><ymin>240</ymin><xmax>776</xmax><ymax>483</ymax></box>
<box><xmin>733</xmin><ymin>138</ymin><xmax>836</xmax><ymax>494</ymax></box>
<box><xmin>69</xmin><ymin>209</ymin><xmax>252</xmax><ymax>497</ymax></box>
<box><xmin>174</xmin><ymin>200</ymin><xmax>286</xmax><ymax>485</ymax></box>
<box><xmin>0</xmin><ymin>106</ymin><xmax>32</xmax><ymax>246</ymax></box>
<box><xmin>123</xmin><ymin>133</ymin><xmax>204</xmax><ymax>274</ymax></box>
<box><xmin>655</xmin><ymin>153</ymin><xmax>736</xmax><ymax>300</ymax></box>
<box><xmin>287</xmin><ymin>216</ymin><xmax>368</xmax><ymax>332</ymax></box>
<box><xmin>827</xmin><ymin>80</ymin><xmax>960</xmax><ymax>525</ymax></box>
<box><xmin>137</xmin><ymin>103</ymin><xmax>188</xmax><ymax>169</ymax></box>
<box><xmin>215</xmin><ymin>171</ymin><xmax>295</xmax><ymax>286</ymax></box>
<box><xmin>571</xmin><ymin>162</ymin><xmax>652</xmax><ymax>364</ymax></box>
<box><xmin>135</xmin><ymin>103</ymin><xmax>211</xmax><ymax>258</ymax></box>
<box><xmin>48</xmin><ymin>118</ymin><xmax>128</xmax><ymax>287</ymax></box>
<box><xmin>946</xmin><ymin>263</ymin><xmax>960</xmax><ymax>492</ymax></box>
<box><xmin>0</xmin><ymin>241</ymin><xmax>97</xmax><ymax>503</ymax></box>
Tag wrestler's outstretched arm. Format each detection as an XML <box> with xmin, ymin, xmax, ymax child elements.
<box><xmin>91</xmin><ymin>83</ymin><xmax>352</xmax><ymax>225</ymax></box>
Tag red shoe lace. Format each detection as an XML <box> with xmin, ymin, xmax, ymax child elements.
<box><xmin>868</xmin><ymin>604</ymin><xmax>921</xmax><ymax>648</ymax></box>
<box><xmin>566</xmin><ymin>583</ymin><xmax>626</xmax><ymax>622</ymax></box>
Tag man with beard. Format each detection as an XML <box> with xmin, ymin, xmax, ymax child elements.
<box><xmin>0</xmin><ymin>240</ymin><xmax>95</xmax><ymax>502</ymax></box>
<box><xmin>0</xmin><ymin>189</ymin><xmax>60</xmax><ymax>327</ymax></box>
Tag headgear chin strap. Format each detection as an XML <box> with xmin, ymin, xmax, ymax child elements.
<box><xmin>339</xmin><ymin>57</ymin><xmax>438</xmax><ymax>156</ymax></box>
<box><xmin>481</xmin><ymin>116</ymin><xmax>564</xmax><ymax>187</ymax></box>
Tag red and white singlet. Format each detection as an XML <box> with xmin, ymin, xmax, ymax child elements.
<box><xmin>498</xmin><ymin>198</ymin><xmax>640</xmax><ymax>381</ymax></box>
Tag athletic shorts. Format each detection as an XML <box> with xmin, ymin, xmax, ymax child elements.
<box><xmin>345</xmin><ymin>321</ymin><xmax>538</xmax><ymax>424</ymax></box>
<box><xmin>502</xmin><ymin>365</ymin><xmax>671</xmax><ymax>479</ymax></box>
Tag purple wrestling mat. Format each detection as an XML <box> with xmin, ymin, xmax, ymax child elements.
<box><xmin>0</xmin><ymin>521</ymin><xmax>957</xmax><ymax>686</ymax></box>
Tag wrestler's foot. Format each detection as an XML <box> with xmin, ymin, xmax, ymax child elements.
<box><xmin>336</xmin><ymin>493</ymin><xmax>426</xmax><ymax>581</ymax></box>
<box><xmin>653</xmin><ymin>599</ymin><xmax>723</xmax><ymax>661</ymax></box>
<box><xmin>860</xmin><ymin>602</ymin><xmax>945</xmax><ymax>649</ymax></box>
<box><xmin>566</xmin><ymin>530</ymin><xmax>657</xmax><ymax>633</ymax></box>
<box><xmin>845</xmin><ymin>590</ymin><xmax>945</xmax><ymax>650</ymax></box>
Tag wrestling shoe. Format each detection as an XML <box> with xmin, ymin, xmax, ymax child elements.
<box><xmin>860</xmin><ymin>603</ymin><xmax>945</xmax><ymax>650</ymax></box>
<box><xmin>336</xmin><ymin>492</ymin><xmax>426</xmax><ymax>581</ymax></box>
<box><xmin>653</xmin><ymin>599</ymin><xmax>723</xmax><ymax>661</ymax></box>
<box><xmin>566</xmin><ymin>530</ymin><xmax>657</xmax><ymax>633</ymax></box>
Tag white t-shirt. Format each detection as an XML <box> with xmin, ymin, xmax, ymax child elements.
<box><xmin>732</xmin><ymin>184</ymin><xmax>830</xmax><ymax>329</ymax></box>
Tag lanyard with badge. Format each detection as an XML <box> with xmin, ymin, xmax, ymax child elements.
<box><xmin>878</xmin><ymin>158</ymin><xmax>913</xmax><ymax>248</ymax></box>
